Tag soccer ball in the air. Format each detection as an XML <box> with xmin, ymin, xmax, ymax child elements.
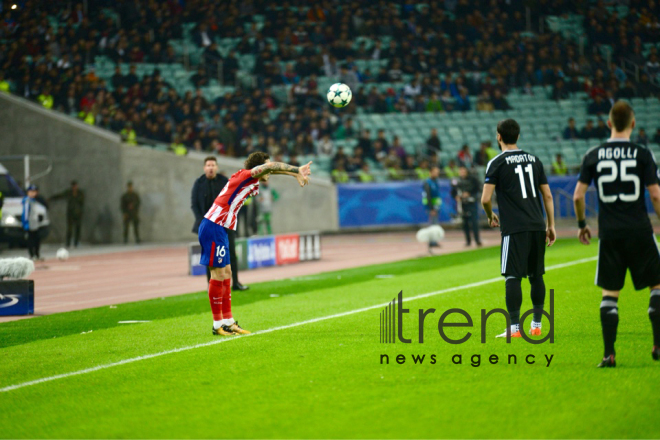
<box><xmin>56</xmin><ymin>248</ymin><xmax>69</xmax><ymax>261</ymax></box>
<box><xmin>327</xmin><ymin>83</ymin><xmax>352</xmax><ymax>108</ymax></box>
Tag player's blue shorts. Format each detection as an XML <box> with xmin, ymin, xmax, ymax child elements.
<box><xmin>198</xmin><ymin>218</ymin><xmax>231</xmax><ymax>268</ymax></box>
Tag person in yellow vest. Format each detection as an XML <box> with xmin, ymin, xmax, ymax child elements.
<box><xmin>38</xmin><ymin>88</ymin><xmax>54</xmax><ymax>109</ymax></box>
<box><xmin>443</xmin><ymin>159</ymin><xmax>460</xmax><ymax>178</ymax></box>
<box><xmin>170</xmin><ymin>143</ymin><xmax>187</xmax><ymax>156</ymax></box>
<box><xmin>121</xmin><ymin>122</ymin><xmax>137</xmax><ymax>145</ymax></box>
<box><xmin>485</xmin><ymin>141</ymin><xmax>498</xmax><ymax>161</ymax></box>
<box><xmin>415</xmin><ymin>159</ymin><xmax>431</xmax><ymax>180</ymax></box>
<box><xmin>357</xmin><ymin>163</ymin><xmax>375</xmax><ymax>182</ymax></box>
<box><xmin>552</xmin><ymin>153</ymin><xmax>568</xmax><ymax>176</ymax></box>
<box><xmin>170</xmin><ymin>135</ymin><xmax>187</xmax><ymax>155</ymax></box>
<box><xmin>331</xmin><ymin>160</ymin><xmax>350</xmax><ymax>183</ymax></box>
<box><xmin>0</xmin><ymin>72</ymin><xmax>10</xmax><ymax>93</ymax></box>
<box><xmin>78</xmin><ymin>110</ymin><xmax>95</xmax><ymax>125</ymax></box>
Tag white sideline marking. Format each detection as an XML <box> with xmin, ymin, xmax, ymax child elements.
<box><xmin>0</xmin><ymin>256</ymin><xmax>597</xmax><ymax>393</ymax></box>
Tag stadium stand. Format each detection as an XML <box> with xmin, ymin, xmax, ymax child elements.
<box><xmin>1</xmin><ymin>0</ymin><xmax>659</xmax><ymax>181</ymax></box>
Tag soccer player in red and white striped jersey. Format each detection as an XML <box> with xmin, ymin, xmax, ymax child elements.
<box><xmin>199</xmin><ymin>152</ymin><xmax>312</xmax><ymax>335</ymax></box>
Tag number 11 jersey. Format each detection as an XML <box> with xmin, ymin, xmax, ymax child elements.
<box><xmin>578</xmin><ymin>139</ymin><xmax>659</xmax><ymax>239</ymax></box>
<box><xmin>484</xmin><ymin>149</ymin><xmax>548</xmax><ymax>236</ymax></box>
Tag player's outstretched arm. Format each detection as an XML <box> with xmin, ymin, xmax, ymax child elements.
<box><xmin>481</xmin><ymin>183</ymin><xmax>499</xmax><ymax>227</ymax></box>
<box><xmin>251</xmin><ymin>161</ymin><xmax>313</xmax><ymax>187</ymax></box>
<box><xmin>539</xmin><ymin>184</ymin><xmax>556</xmax><ymax>246</ymax></box>
<box><xmin>573</xmin><ymin>181</ymin><xmax>591</xmax><ymax>245</ymax></box>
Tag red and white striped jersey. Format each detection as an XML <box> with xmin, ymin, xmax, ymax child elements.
<box><xmin>204</xmin><ymin>169</ymin><xmax>260</xmax><ymax>230</ymax></box>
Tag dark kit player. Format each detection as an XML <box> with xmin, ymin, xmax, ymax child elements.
<box><xmin>481</xmin><ymin>119</ymin><xmax>556</xmax><ymax>338</ymax></box>
<box><xmin>573</xmin><ymin>101</ymin><xmax>660</xmax><ymax>367</ymax></box>
<box><xmin>199</xmin><ymin>152</ymin><xmax>312</xmax><ymax>336</ymax></box>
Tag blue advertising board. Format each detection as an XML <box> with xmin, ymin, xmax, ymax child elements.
<box><xmin>247</xmin><ymin>236</ymin><xmax>277</xmax><ymax>269</ymax></box>
<box><xmin>337</xmin><ymin>176</ymin><xmax>657</xmax><ymax>229</ymax></box>
<box><xmin>337</xmin><ymin>180</ymin><xmax>456</xmax><ymax>228</ymax></box>
<box><xmin>0</xmin><ymin>280</ymin><xmax>34</xmax><ymax>316</ymax></box>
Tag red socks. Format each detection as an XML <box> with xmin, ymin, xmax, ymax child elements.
<box><xmin>222</xmin><ymin>278</ymin><xmax>232</xmax><ymax>319</ymax></box>
<box><xmin>208</xmin><ymin>279</ymin><xmax>223</xmax><ymax>321</ymax></box>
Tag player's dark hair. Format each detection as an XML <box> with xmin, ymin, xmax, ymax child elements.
<box><xmin>203</xmin><ymin>156</ymin><xmax>217</xmax><ymax>165</ymax></box>
<box><xmin>497</xmin><ymin>119</ymin><xmax>520</xmax><ymax>145</ymax></box>
<box><xmin>609</xmin><ymin>100</ymin><xmax>634</xmax><ymax>132</ymax></box>
<box><xmin>245</xmin><ymin>152</ymin><xmax>270</xmax><ymax>170</ymax></box>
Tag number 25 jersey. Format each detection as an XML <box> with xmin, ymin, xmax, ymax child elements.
<box><xmin>484</xmin><ymin>149</ymin><xmax>548</xmax><ymax>236</ymax></box>
<box><xmin>578</xmin><ymin>140</ymin><xmax>659</xmax><ymax>239</ymax></box>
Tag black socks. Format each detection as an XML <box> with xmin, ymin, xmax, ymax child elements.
<box><xmin>529</xmin><ymin>275</ymin><xmax>546</xmax><ymax>323</ymax></box>
<box><xmin>505</xmin><ymin>277</ymin><xmax>522</xmax><ymax>325</ymax></box>
<box><xmin>600</xmin><ymin>296</ymin><xmax>619</xmax><ymax>358</ymax></box>
<box><xmin>649</xmin><ymin>290</ymin><xmax>660</xmax><ymax>347</ymax></box>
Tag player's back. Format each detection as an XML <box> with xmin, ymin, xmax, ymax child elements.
<box><xmin>484</xmin><ymin>149</ymin><xmax>548</xmax><ymax>235</ymax></box>
<box><xmin>204</xmin><ymin>169</ymin><xmax>259</xmax><ymax>230</ymax></box>
<box><xmin>578</xmin><ymin>140</ymin><xmax>657</xmax><ymax>239</ymax></box>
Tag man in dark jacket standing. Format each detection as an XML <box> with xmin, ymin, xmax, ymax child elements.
<box><xmin>50</xmin><ymin>180</ymin><xmax>84</xmax><ymax>248</ymax></box>
<box><xmin>191</xmin><ymin>156</ymin><xmax>248</xmax><ymax>290</ymax></box>
<box><xmin>121</xmin><ymin>181</ymin><xmax>141</xmax><ymax>244</ymax></box>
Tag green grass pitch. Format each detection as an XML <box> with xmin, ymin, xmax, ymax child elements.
<box><xmin>1</xmin><ymin>238</ymin><xmax>658</xmax><ymax>438</ymax></box>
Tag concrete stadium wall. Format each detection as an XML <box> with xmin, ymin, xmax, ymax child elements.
<box><xmin>0</xmin><ymin>93</ymin><xmax>339</xmax><ymax>243</ymax></box>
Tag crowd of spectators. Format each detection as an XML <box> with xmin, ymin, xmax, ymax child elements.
<box><xmin>1</xmin><ymin>0</ymin><xmax>659</xmax><ymax>179</ymax></box>
<box><xmin>328</xmin><ymin>126</ymin><xmax>501</xmax><ymax>183</ymax></box>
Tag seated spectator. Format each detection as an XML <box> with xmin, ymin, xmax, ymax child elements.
<box><xmin>331</xmin><ymin>147</ymin><xmax>348</xmax><ymax>170</ymax></box>
<box><xmin>455</xmin><ymin>89</ymin><xmax>471</xmax><ymax>112</ymax></box>
<box><xmin>563</xmin><ymin>118</ymin><xmax>579</xmax><ymax>140</ymax></box>
<box><xmin>457</xmin><ymin>144</ymin><xmax>473</xmax><ymax>167</ymax></box>
<box><xmin>552</xmin><ymin>154</ymin><xmax>568</xmax><ymax>176</ymax></box>
<box><xmin>580</xmin><ymin>120</ymin><xmax>598</xmax><ymax>139</ymax></box>
<box><xmin>646</xmin><ymin>54</ymin><xmax>660</xmax><ymax>78</ymax></box>
<box><xmin>190</xmin><ymin>68</ymin><xmax>209</xmax><ymax>88</ymax></box>
<box><xmin>485</xmin><ymin>141</ymin><xmax>498</xmax><ymax>161</ymax></box>
<box><xmin>566</xmin><ymin>76</ymin><xmax>582</xmax><ymax>94</ymax></box>
<box><xmin>334</xmin><ymin>118</ymin><xmax>357</xmax><ymax>140</ymax></box>
<box><xmin>402</xmin><ymin>156</ymin><xmax>417</xmax><ymax>178</ymax></box>
<box><xmin>391</xmin><ymin>136</ymin><xmax>407</xmax><ymax>161</ymax></box>
<box><xmin>588</xmin><ymin>95</ymin><xmax>611</xmax><ymax>116</ymax></box>
<box><xmin>492</xmin><ymin>90</ymin><xmax>512</xmax><ymax>111</ymax></box>
<box><xmin>372</xmin><ymin>140</ymin><xmax>387</xmax><ymax>164</ymax></box>
<box><xmin>357</xmin><ymin>163</ymin><xmax>375</xmax><ymax>182</ymax></box>
<box><xmin>638</xmin><ymin>74</ymin><xmax>654</xmax><ymax>98</ymax></box>
<box><xmin>317</xmin><ymin>134</ymin><xmax>335</xmax><ymax>156</ymax></box>
<box><xmin>358</xmin><ymin>129</ymin><xmax>373</xmax><ymax>158</ymax></box>
<box><xmin>441</xmin><ymin>91</ymin><xmax>455</xmax><ymax>112</ymax></box>
<box><xmin>331</xmin><ymin>160</ymin><xmax>350</xmax><ymax>184</ymax></box>
<box><xmin>194</xmin><ymin>24</ymin><xmax>215</xmax><ymax>48</ymax></box>
<box><xmin>595</xmin><ymin>119</ymin><xmax>609</xmax><ymax>139</ymax></box>
<box><xmin>376</xmin><ymin>129</ymin><xmax>390</xmax><ymax>151</ymax></box>
<box><xmin>426</xmin><ymin>128</ymin><xmax>442</xmax><ymax>155</ymax></box>
<box><xmin>111</xmin><ymin>66</ymin><xmax>125</xmax><ymax>89</ymax></box>
<box><xmin>474</xmin><ymin>143</ymin><xmax>489</xmax><ymax>167</ymax></box>
<box><xmin>552</xmin><ymin>80</ymin><xmax>569</xmax><ymax>101</ymax></box>
<box><xmin>348</xmin><ymin>147</ymin><xmax>366</xmax><ymax>171</ymax></box>
<box><xmin>415</xmin><ymin>159</ymin><xmax>431</xmax><ymax>180</ymax></box>
<box><xmin>385</xmin><ymin>157</ymin><xmax>404</xmax><ymax>181</ymax></box>
<box><xmin>653</xmin><ymin>128</ymin><xmax>660</xmax><ymax>145</ymax></box>
<box><xmin>476</xmin><ymin>92</ymin><xmax>494</xmax><ymax>112</ymax></box>
<box><xmin>616</xmin><ymin>80</ymin><xmax>636</xmax><ymax>100</ymax></box>
<box><xmin>426</xmin><ymin>93</ymin><xmax>443</xmax><ymax>112</ymax></box>
<box><xmin>444</xmin><ymin>159</ymin><xmax>460</xmax><ymax>178</ymax></box>
<box><xmin>636</xmin><ymin>128</ymin><xmax>649</xmax><ymax>146</ymax></box>
<box><xmin>403</xmin><ymin>80</ymin><xmax>421</xmax><ymax>98</ymax></box>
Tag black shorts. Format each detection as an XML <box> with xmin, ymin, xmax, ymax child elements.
<box><xmin>500</xmin><ymin>231</ymin><xmax>546</xmax><ymax>278</ymax></box>
<box><xmin>596</xmin><ymin>234</ymin><xmax>660</xmax><ymax>291</ymax></box>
